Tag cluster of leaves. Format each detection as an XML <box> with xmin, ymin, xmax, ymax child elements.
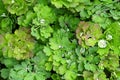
<box><xmin>97</xmin><ymin>22</ymin><xmax>120</xmax><ymax>56</ymax></box>
<box><xmin>2</xmin><ymin>0</ymin><xmax>36</xmax><ymax>16</ymax></box>
<box><xmin>76</xmin><ymin>21</ymin><xmax>103</xmax><ymax>48</ymax></box>
<box><xmin>50</xmin><ymin>0</ymin><xmax>91</xmax><ymax>12</ymax></box>
<box><xmin>0</xmin><ymin>28</ymin><xmax>34</xmax><ymax>60</ymax></box>
<box><xmin>75</xmin><ymin>22</ymin><xmax>120</xmax><ymax>80</ymax></box>
<box><xmin>0</xmin><ymin>17</ymin><xmax>13</xmax><ymax>33</ymax></box>
<box><xmin>51</xmin><ymin>0</ymin><xmax>120</xmax><ymax>28</ymax></box>
<box><xmin>17</xmin><ymin>3</ymin><xmax>56</xmax><ymax>41</ymax></box>
<box><xmin>31</xmin><ymin>4</ymin><xmax>56</xmax><ymax>41</ymax></box>
<box><xmin>0</xmin><ymin>44</ymin><xmax>51</xmax><ymax>80</ymax></box>
<box><xmin>0</xmin><ymin>0</ymin><xmax>120</xmax><ymax>80</ymax></box>
<box><xmin>43</xmin><ymin>29</ymin><xmax>78</xmax><ymax>80</ymax></box>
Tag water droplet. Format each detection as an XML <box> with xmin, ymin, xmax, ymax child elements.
<box><xmin>98</xmin><ymin>39</ymin><xmax>107</xmax><ymax>48</ymax></box>
<box><xmin>40</xmin><ymin>19</ymin><xmax>45</xmax><ymax>24</ymax></box>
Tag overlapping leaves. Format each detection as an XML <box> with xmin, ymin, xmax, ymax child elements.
<box><xmin>0</xmin><ymin>28</ymin><xmax>34</xmax><ymax>60</ymax></box>
<box><xmin>76</xmin><ymin>21</ymin><xmax>103</xmax><ymax>48</ymax></box>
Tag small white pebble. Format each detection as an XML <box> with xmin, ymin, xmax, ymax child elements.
<box><xmin>98</xmin><ymin>39</ymin><xmax>107</xmax><ymax>48</ymax></box>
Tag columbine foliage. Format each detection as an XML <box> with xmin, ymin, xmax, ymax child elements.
<box><xmin>0</xmin><ymin>28</ymin><xmax>34</xmax><ymax>60</ymax></box>
<box><xmin>30</xmin><ymin>4</ymin><xmax>56</xmax><ymax>41</ymax></box>
<box><xmin>76</xmin><ymin>21</ymin><xmax>103</xmax><ymax>48</ymax></box>
<box><xmin>0</xmin><ymin>0</ymin><xmax>120</xmax><ymax>80</ymax></box>
<box><xmin>2</xmin><ymin>0</ymin><xmax>36</xmax><ymax>15</ymax></box>
<box><xmin>43</xmin><ymin>29</ymin><xmax>78</xmax><ymax>80</ymax></box>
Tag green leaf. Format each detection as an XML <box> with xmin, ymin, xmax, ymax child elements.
<box><xmin>59</xmin><ymin>15</ymin><xmax>80</xmax><ymax>31</ymax></box>
<box><xmin>35</xmin><ymin>73</ymin><xmax>46</xmax><ymax>80</ymax></box>
<box><xmin>1</xmin><ymin>58</ymin><xmax>18</xmax><ymax>68</ymax></box>
<box><xmin>84</xmin><ymin>63</ymin><xmax>97</xmax><ymax>72</ymax></box>
<box><xmin>1</xmin><ymin>69</ymin><xmax>9</xmax><ymax>79</ymax></box>
<box><xmin>24</xmin><ymin>73</ymin><xmax>35</xmax><ymax>80</ymax></box>
<box><xmin>45</xmin><ymin>62</ymin><xmax>52</xmax><ymax>71</ymax></box>
<box><xmin>94</xmin><ymin>70</ymin><xmax>107</xmax><ymax>80</ymax></box>
<box><xmin>51</xmin><ymin>74</ymin><xmax>61</xmax><ymax>80</ymax></box>
<box><xmin>43</xmin><ymin>46</ymin><xmax>52</xmax><ymax>56</ymax></box>
<box><xmin>0</xmin><ymin>0</ymin><xmax>6</xmax><ymax>15</ymax></box>
<box><xmin>18</xmin><ymin>11</ymin><xmax>36</xmax><ymax>27</ymax></box>
<box><xmin>80</xmin><ymin>9</ymin><xmax>90</xmax><ymax>19</ymax></box>
<box><xmin>83</xmin><ymin>71</ymin><xmax>93</xmax><ymax>80</ymax></box>
<box><xmin>97</xmin><ymin>47</ymin><xmax>109</xmax><ymax>56</ymax></box>
<box><xmin>58</xmin><ymin>65</ymin><xmax>67</xmax><ymax>75</ymax></box>
<box><xmin>92</xmin><ymin>14</ymin><xmax>106</xmax><ymax>23</ymax></box>
<box><xmin>9</xmin><ymin>69</ymin><xmax>26</xmax><ymax>80</ymax></box>
<box><xmin>2</xmin><ymin>0</ymin><xmax>30</xmax><ymax>15</ymax></box>
<box><xmin>0</xmin><ymin>17</ymin><xmax>12</xmax><ymax>33</ymax></box>
<box><xmin>85</xmin><ymin>38</ymin><xmax>97</xmax><ymax>47</ymax></box>
<box><xmin>88</xmin><ymin>47</ymin><xmax>98</xmax><ymax>54</ymax></box>
<box><xmin>49</xmin><ymin>38</ymin><xmax>60</xmax><ymax>50</ymax></box>
<box><xmin>40</xmin><ymin>26</ymin><xmax>53</xmax><ymax>38</ymax></box>
<box><xmin>64</xmin><ymin>70</ymin><xmax>77</xmax><ymax>80</ymax></box>
<box><xmin>78</xmin><ymin>62</ymin><xmax>84</xmax><ymax>71</ymax></box>
<box><xmin>33</xmin><ymin>4</ymin><xmax>56</xmax><ymax>25</ymax></box>
<box><xmin>31</xmin><ymin>27</ymin><xmax>40</xmax><ymax>39</ymax></box>
<box><xmin>51</xmin><ymin>1</ymin><xmax>63</xmax><ymax>8</ymax></box>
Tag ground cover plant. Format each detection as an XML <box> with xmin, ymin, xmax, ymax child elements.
<box><xmin>0</xmin><ymin>0</ymin><xmax>120</xmax><ymax>80</ymax></box>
